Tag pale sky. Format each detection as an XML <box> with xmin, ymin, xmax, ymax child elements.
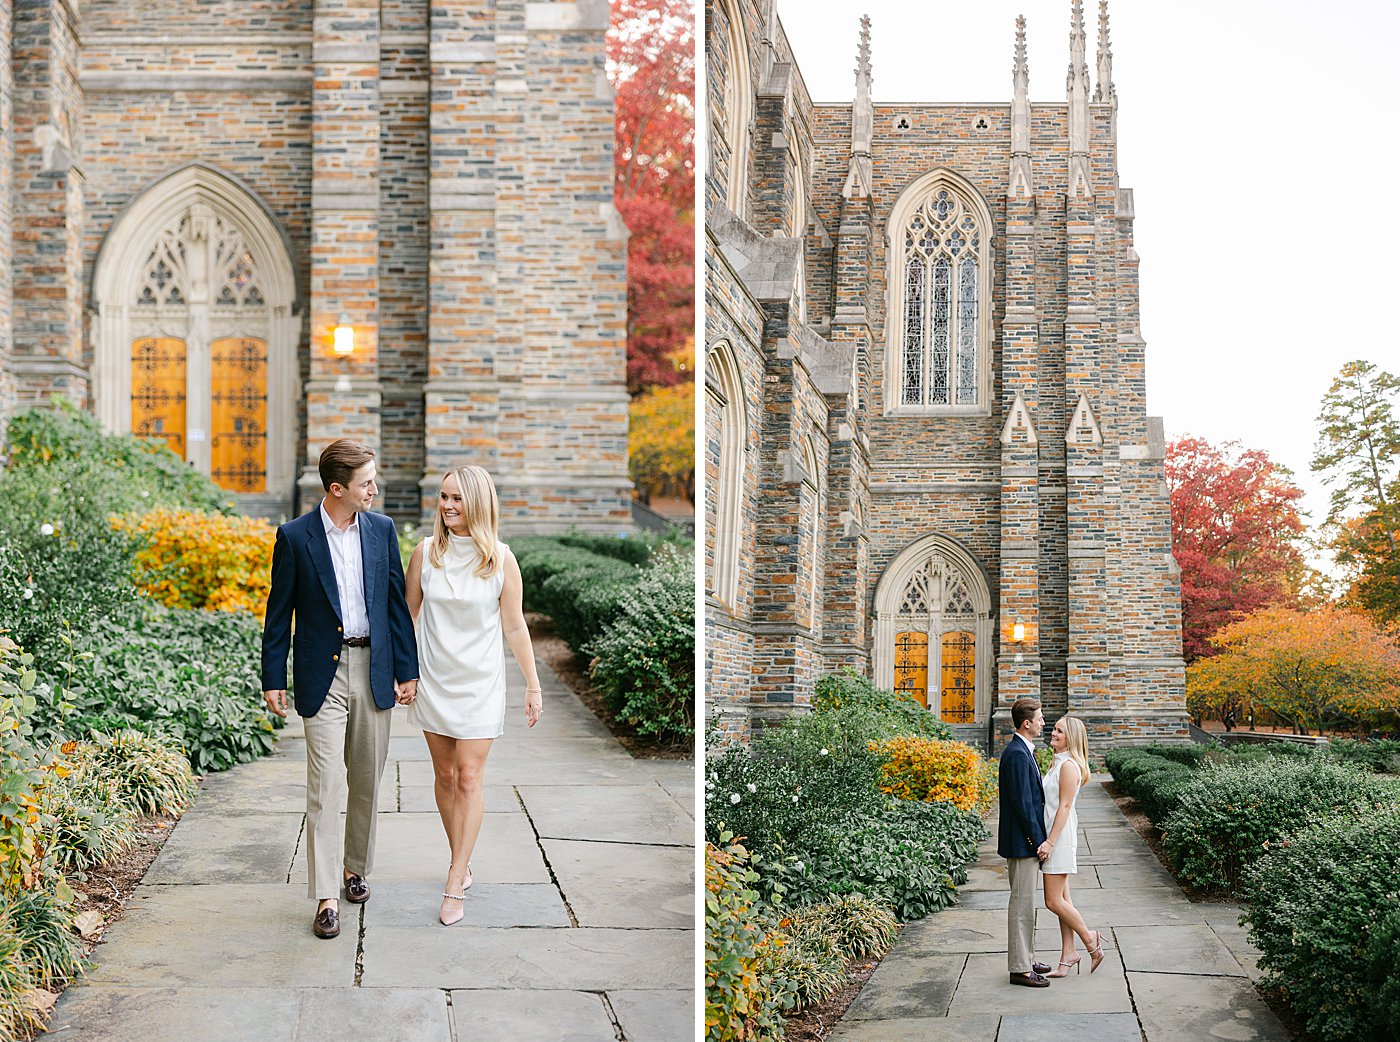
<box><xmin>775</xmin><ymin>0</ymin><xmax>1400</xmax><ymax>556</ymax></box>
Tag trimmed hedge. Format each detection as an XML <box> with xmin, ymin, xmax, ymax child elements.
<box><xmin>1244</xmin><ymin>804</ymin><xmax>1400</xmax><ymax>1042</ymax></box>
<box><xmin>1328</xmin><ymin>737</ymin><xmax>1400</xmax><ymax>774</ymax></box>
<box><xmin>1162</xmin><ymin>759</ymin><xmax>1398</xmax><ymax>893</ymax></box>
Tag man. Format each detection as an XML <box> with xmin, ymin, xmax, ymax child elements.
<box><xmin>999</xmin><ymin>696</ymin><xmax>1052</xmax><ymax>987</ymax></box>
<box><xmin>262</xmin><ymin>440</ymin><xmax>419</xmax><ymax>939</ymax></box>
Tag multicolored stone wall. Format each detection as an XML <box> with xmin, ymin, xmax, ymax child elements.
<box><xmin>0</xmin><ymin>0</ymin><xmax>629</xmax><ymax>531</ymax></box>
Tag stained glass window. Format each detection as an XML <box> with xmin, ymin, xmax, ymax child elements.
<box><xmin>897</xmin><ymin>182</ymin><xmax>987</xmax><ymax>408</ymax></box>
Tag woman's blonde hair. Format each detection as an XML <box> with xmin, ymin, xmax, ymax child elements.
<box><xmin>426</xmin><ymin>465</ymin><xmax>501</xmax><ymax>578</ymax></box>
<box><xmin>1060</xmin><ymin>714</ymin><xmax>1091</xmax><ymax>785</ymax></box>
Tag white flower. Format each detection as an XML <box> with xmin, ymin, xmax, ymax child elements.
<box><xmin>22</xmin><ymin>588</ymin><xmax>34</xmax><ymax>600</ymax></box>
<box><xmin>39</xmin><ymin>523</ymin><xmax>54</xmax><ymax>536</ymax></box>
<box><xmin>729</xmin><ymin>793</ymin><xmax>741</xmax><ymax>805</ymax></box>
<box><xmin>791</xmin><ymin>794</ymin><xmax>799</xmax><ymax>804</ymax></box>
<box><xmin>746</xmin><ymin>782</ymin><xmax>757</xmax><ymax>793</ymax></box>
<box><xmin>140</xmin><ymin>490</ymin><xmax>150</xmax><ymax>498</ymax></box>
<box><xmin>820</xmin><ymin>748</ymin><xmax>829</xmax><ymax>756</ymax></box>
<box><xmin>794</xmin><ymin>861</ymin><xmax>805</xmax><ymax>872</ymax></box>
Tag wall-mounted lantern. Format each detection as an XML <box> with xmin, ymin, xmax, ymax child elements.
<box><xmin>332</xmin><ymin>312</ymin><xmax>355</xmax><ymax>356</ymax></box>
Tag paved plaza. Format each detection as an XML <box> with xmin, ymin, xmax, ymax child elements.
<box><xmin>49</xmin><ymin>670</ymin><xmax>696</xmax><ymax>1041</ymax></box>
<box><xmin>830</xmin><ymin>779</ymin><xmax>1292</xmax><ymax>1042</ymax></box>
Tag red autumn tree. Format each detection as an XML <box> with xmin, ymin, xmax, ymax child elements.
<box><xmin>1166</xmin><ymin>436</ymin><xmax>1309</xmax><ymax>662</ymax></box>
<box><xmin>608</xmin><ymin>0</ymin><xmax>695</xmax><ymax>394</ymax></box>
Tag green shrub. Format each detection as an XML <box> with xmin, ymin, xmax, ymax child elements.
<box><xmin>1365</xmin><ymin>903</ymin><xmax>1400</xmax><ymax>1040</ymax></box>
<box><xmin>586</xmin><ymin>545</ymin><xmax>695</xmax><ymax>744</ymax></box>
<box><xmin>66</xmin><ymin>731</ymin><xmax>197</xmax><ymax>817</ymax></box>
<box><xmin>512</xmin><ymin>542</ymin><xmax>633</xmax><ymax>617</ymax></box>
<box><xmin>0</xmin><ymin>641</ymin><xmax>66</xmax><ymax>902</ymax></box>
<box><xmin>5</xmin><ymin>887</ymin><xmax>84</xmax><ymax>986</ymax></box>
<box><xmin>40</xmin><ymin>772</ymin><xmax>142</xmax><ymax>875</ymax></box>
<box><xmin>557</xmin><ymin>530</ymin><xmax>671</xmax><ymax>567</ymax></box>
<box><xmin>1163</xmin><ymin>759</ymin><xmax>1398</xmax><ymax>893</ymax></box>
<box><xmin>1243</xmin><ymin>805</ymin><xmax>1400</xmax><ymax>1042</ymax></box>
<box><xmin>33</xmin><ymin>605</ymin><xmax>278</xmax><ymax>774</ymax></box>
<box><xmin>538</xmin><ymin>566</ymin><xmax>634</xmax><ymax>651</ymax></box>
<box><xmin>765</xmin><ymin>799</ymin><xmax>986</xmax><ymax>921</ymax></box>
<box><xmin>813</xmin><ymin>669</ymin><xmax>953</xmax><ymax>742</ymax></box>
<box><xmin>704</xmin><ymin>835</ymin><xmax>794</xmax><ymax>1042</ymax></box>
<box><xmin>4</xmin><ymin>402</ymin><xmax>231</xmax><ymax>514</ymax></box>
<box><xmin>764</xmin><ymin>927</ymin><xmax>846</xmax><ymax>1010</ymax></box>
<box><xmin>783</xmin><ymin>894</ymin><xmax>898</xmax><ymax>960</ymax></box>
<box><xmin>0</xmin><ymin>913</ymin><xmax>42</xmax><ymax>1041</ymax></box>
<box><xmin>1328</xmin><ymin>737</ymin><xmax>1400</xmax><ymax>774</ymax></box>
<box><xmin>1130</xmin><ymin>764</ymin><xmax>1198</xmax><ymax>824</ymax></box>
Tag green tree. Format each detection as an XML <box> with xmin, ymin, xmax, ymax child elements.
<box><xmin>1311</xmin><ymin>360</ymin><xmax>1400</xmax><ymax>624</ymax></box>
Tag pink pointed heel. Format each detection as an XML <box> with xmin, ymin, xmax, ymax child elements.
<box><xmin>1087</xmin><ymin>930</ymin><xmax>1106</xmax><ymax>972</ymax></box>
<box><xmin>1046</xmin><ymin>955</ymin><xmax>1081</xmax><ymax>978</ymax></box>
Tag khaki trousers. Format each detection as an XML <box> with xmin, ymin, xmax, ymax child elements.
<box><xmin>1007</xmin><ymin>857</ymin><xmax>1039</xmax><ymax>974</ymax></box>
<box><xmin>303</xmin><ymin>646</ymin><xmax>391</xmax><ymax>900</ymax></box>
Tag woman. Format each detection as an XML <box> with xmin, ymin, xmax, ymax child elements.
<box><xmin>404</xmin><ymin>465</ymin><xmax>544</xmax><ymax>925</ymax></box>
<box><xmin>1037</xmin><ymin>714</ymin><xmax>1107</xmax><ymax>975</ymax></box>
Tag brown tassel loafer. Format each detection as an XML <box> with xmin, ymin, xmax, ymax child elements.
<box><xmin>312</xmin><ymin>906</ymin><xmax>340</xmax><ymax>939</ymax></box>
<box><xmin>1009</xmin><ymin>971</ymin><xmax>1051</xmax><ymax>988</ymax></box>
<box><xmin>344</xmin><ymin>873</ymin><xmax>370</xmax><ymax>904</ymax></box>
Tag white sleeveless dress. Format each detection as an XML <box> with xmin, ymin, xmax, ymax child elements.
<box><xmin>407</xmin><ymin>535</ymin><xmax>508</xmax><ymax>740</ymax></box>
<box><xmin>1041</xmin><ymin>753</ymin><xmax>1086</xmax><ymax>875</ymax></box>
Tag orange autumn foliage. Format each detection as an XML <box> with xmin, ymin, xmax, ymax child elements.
<box><xmin>629</xmin><ymin>339</ymin><xmax>695</xmax><ymax>503</ymax></box>
<box><xmin>112</xmin><ymin>508</ymin><xmax>275</xmax><ymax>618</ymax></box>
<box><xmin>1187</xmin><ymin>605</ymin><xmax>1400</xmax><ymax>734</ymax></box>
<box><xmin>870</xmin><ymin>736</ymin><xmax>983</xmax><ymax>812</ymax></box>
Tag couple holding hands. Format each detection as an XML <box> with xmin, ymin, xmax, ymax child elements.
<box><xmin>998</xmin><ymin>698</ymin><xmax>1108</xmax><ymax>986</ymax></box>
<box><xmin>260</xmin><ymin>439</ymin><xmax>543</xmax><ymax>938</ymax></box>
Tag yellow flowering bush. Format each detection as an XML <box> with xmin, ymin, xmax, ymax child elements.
<box><xmin>112</xmin><ymin>508</ymin><xmax>275</xmax><ymax>618</ymax></box>
<box><xmin>871</xmin><ymin>736</ymin><xmax>983</xmax><ymax>812</ymax></box>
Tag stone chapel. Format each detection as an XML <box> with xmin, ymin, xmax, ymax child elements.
<box><xmin>0</xmin><ymin>0</ymin><xmax>631</xmax><ymax>529</ymax></box>
<box><xmin>704</xmin><ymin>0</ymin><xmax>1188</xmax><ymax>748</ymax></box>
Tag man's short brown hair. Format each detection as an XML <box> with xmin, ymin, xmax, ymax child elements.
<box><xmin>318</xmin><ymin>439</ymin><xmax>376</xmax><ymax>492</ymax></box>
<box><xmin>1011</xmin><ymin>697</ymin><xmax>1042</xmax><ymax>730</ymax></box>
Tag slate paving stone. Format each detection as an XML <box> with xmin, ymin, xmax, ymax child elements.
<box><xmin>607</xmin><ymin>989</ymin><xmax>695</xmax><ymax>1042</ymax></box>
<box><xmin>1115</xmin><ymin>924</ymin><xmax>1246</xmax><ymax>976</ymax></box>
<box><xmin>947</xmin><ymin>952</ymin><xmax>1133</xmax><ymax>1016</ymax></box>
<box><xmin>841</xmin><ymin>954</ymin><xmax>964</xmax><ymax>1020</ymax></box>
<box><xmin>519</xmin><ymin>784</ymin><xmax>693</xmax><ymax>846</ymax></box>
<box><xmin>542</xmin><ymin>838</ymin><xmax>693</xmax><ymax>928</ymax></box>
<box><xmin>898</xmin><ymin>910</ymin><xmax>1009</xmax><ymax>954</ymax></box>
<box><xmin>1092</xmin><ymin>859</ymin><xmax>1178</xmax><ymax>889</ymax></box>
<box><xmin>84</xmin><ymin>885</ymin><xmax>358</xmax><ymax>988</ymax></box>
<box><xmin>143</xmin><ymin>812</ymin><xmax>304</xmax><ymax>884</ymax></box>
<box><xmin>293</xmin><ymin>988</ymin><xmax>453</xmax><ymax>1041</ymax></box>
<box><xmin>1129</xmin><ymin>971</ymin><xmax>1293</xmax><ymax>1041</ymax></box>
<box><xmin>998</xmin><ymin>1012</ymin><xmax>1143</xmax><ymax>1042</ymax></box>
<box><xmin>831</xmin><ymin>1015</ymin><xmax>1002</xmax><ymax>1041</ymax></box>
<box><xmin>398</xmin><ymin>756</ymin><xmax>639</xmax><ymax>788</ymax></box>
<box><xmin>361</xmin><ymin>881</ymin><xmax>570</xmax><ymax>928</ymax></box>
<box><xmin>361</xmin><ymin>927</ymin><xmax>693</xmax><ymax>990</ymax></box>
<box><xmin>289</xmin><ymin>811</ymin><xmax>550</xmax><ymax>884</ymax></box>
<box><xmin>1035</xmin><ymin>889</ymin><xmax>1204</xmax><ymax>930</ymax></box>
<box><xmin>49</xmin><ymin>986</ymin><xmax>301</xmax><ymax>1041</ymax></box>
<box><xmin>447</xmin><ymin>990</ymin><xmax>617</xmax><ymax>1042</ymax></box>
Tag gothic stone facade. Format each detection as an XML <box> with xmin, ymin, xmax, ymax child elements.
<box><xmin>0</xmin><ymin>0</ymin><xmax>630</xmax><ymax>529</ymax></box>
<box><xmin>705</xmin><ymin>0</ymin><xmax>1187</xmax><ymax>748</ymax></box>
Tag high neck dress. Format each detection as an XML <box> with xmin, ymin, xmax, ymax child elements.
<box><xmin>407</xmin><ymin>534</ymin><xmax>507</xmax><ymax>739</ymax></box>
<box><xmin>1041</xmin><ymin>751</ymin><xmax>1087</xmax><ymax>875</ymax></box>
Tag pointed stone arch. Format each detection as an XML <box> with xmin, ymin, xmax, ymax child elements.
<box><xmin>91</xmin><ymin>163</ymin><xmax>301</xmax><ymax>514</ymax></box>
<box><xmin>883</xmin><ymin>168</ymin><xmax>996</xmax><ymax>416</ymax></box>
<box><xmin>873</xmin><ymin>532</ymin><xmax>996</xmax><ymax>724</ymax></box>
<box><xmin>714</xmin><ymin>0</ymin><xmax>752</xmax><ymax>220</ymax></box>
<box><xmin>706</xmin><ymin>339</ymin><xmax>748</xmax><ymax>608</ymax></box>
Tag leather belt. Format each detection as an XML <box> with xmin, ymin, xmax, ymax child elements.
<box><xmin>342</xmin><ymin>635</ymin><xmax>371</xmax><ymax>648</ymax></box>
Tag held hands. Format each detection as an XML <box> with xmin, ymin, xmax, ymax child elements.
<box><xmin>525</xmin><ymin>686</ymin><xmax>543</xmax><ymax>728</ymax></box>
<box><xmin>395</xmin><ymin>678</ymin><xmax>418</xmax><ymax>705</ymax></box>
<box><xmin>264</xmin><ymin>690</ymin><xmax>289</xmax><ymax>719</ymax></box>
<box><xmin>1036</xmin><ymin>838</ymin><xmax>1054</xmax><ymax>862</ymax></box>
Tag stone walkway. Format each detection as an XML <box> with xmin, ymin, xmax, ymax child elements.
<box><xmin>831</xmin><ymin>778</ymin><xmax>1292</xmax><ymax>1042</ymax></box>
<box><xmin>48</xmin><ymin>669</ymin><xmax>695</xmax><ymax>1041</ymax></box>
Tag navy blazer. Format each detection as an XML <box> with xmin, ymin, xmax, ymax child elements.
<box><xmin>260</xmin><ymin>506</ymin><xmax>419</xmax><ymax>717</ymax></box>
<box><xmin>997</xmin><ymin>734</ymin><xmax>1048</xmax><ymax>859</ymax></box>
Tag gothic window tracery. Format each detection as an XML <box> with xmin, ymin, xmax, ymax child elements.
<box><xmin>891</xmin><ymin>178</ymin><xmax>991</xmax><ymax>412</ymax></box>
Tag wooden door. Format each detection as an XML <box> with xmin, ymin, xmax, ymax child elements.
<box><xmin>209</xmin><ymin>336</ymin><xmax>268</xmax><ymax>492</ymax></box>
<box><xmin>894</xmin><ymin>631</ymin><xmax>929</xmax><ymax>707</ymax></box>
<box><xmin>939</xmin><ymin>630</ymin><xmax>976</xmax><ymax>722</ymax></box>
<box><xmin>131</xmin><ymin>337</ymin><xmax>187</xmax><ymax>457</ymax></box>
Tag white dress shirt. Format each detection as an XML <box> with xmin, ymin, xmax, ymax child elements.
<box><xmin>320</xmin><ymin>502</ymin><xmax>370</xmax><ymax>639</ymax></box>
<box><xmin>1016</xmin><ymin>731</ymin><xmax>1038</xmax><ymax>757</ymax></box>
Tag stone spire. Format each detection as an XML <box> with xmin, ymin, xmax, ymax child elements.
<box><xmin>1009</xmin><ymin>14</ymin><xmax>1033</xmax><ymax>199</ymax></box>
<box><xmin>842</xmin><ymin>15</ymin><xmax>874</xmax><ymax>200</ymax></box>
<box><xmin>1093</xmin><ymin>0</ymin><xmax>1116</xmax><ymax>104</ymax></box>
<box><xmin>1066</xmin><ymin>0</ymin><xmax>1093</xmax><ymax>198</ymax></box>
